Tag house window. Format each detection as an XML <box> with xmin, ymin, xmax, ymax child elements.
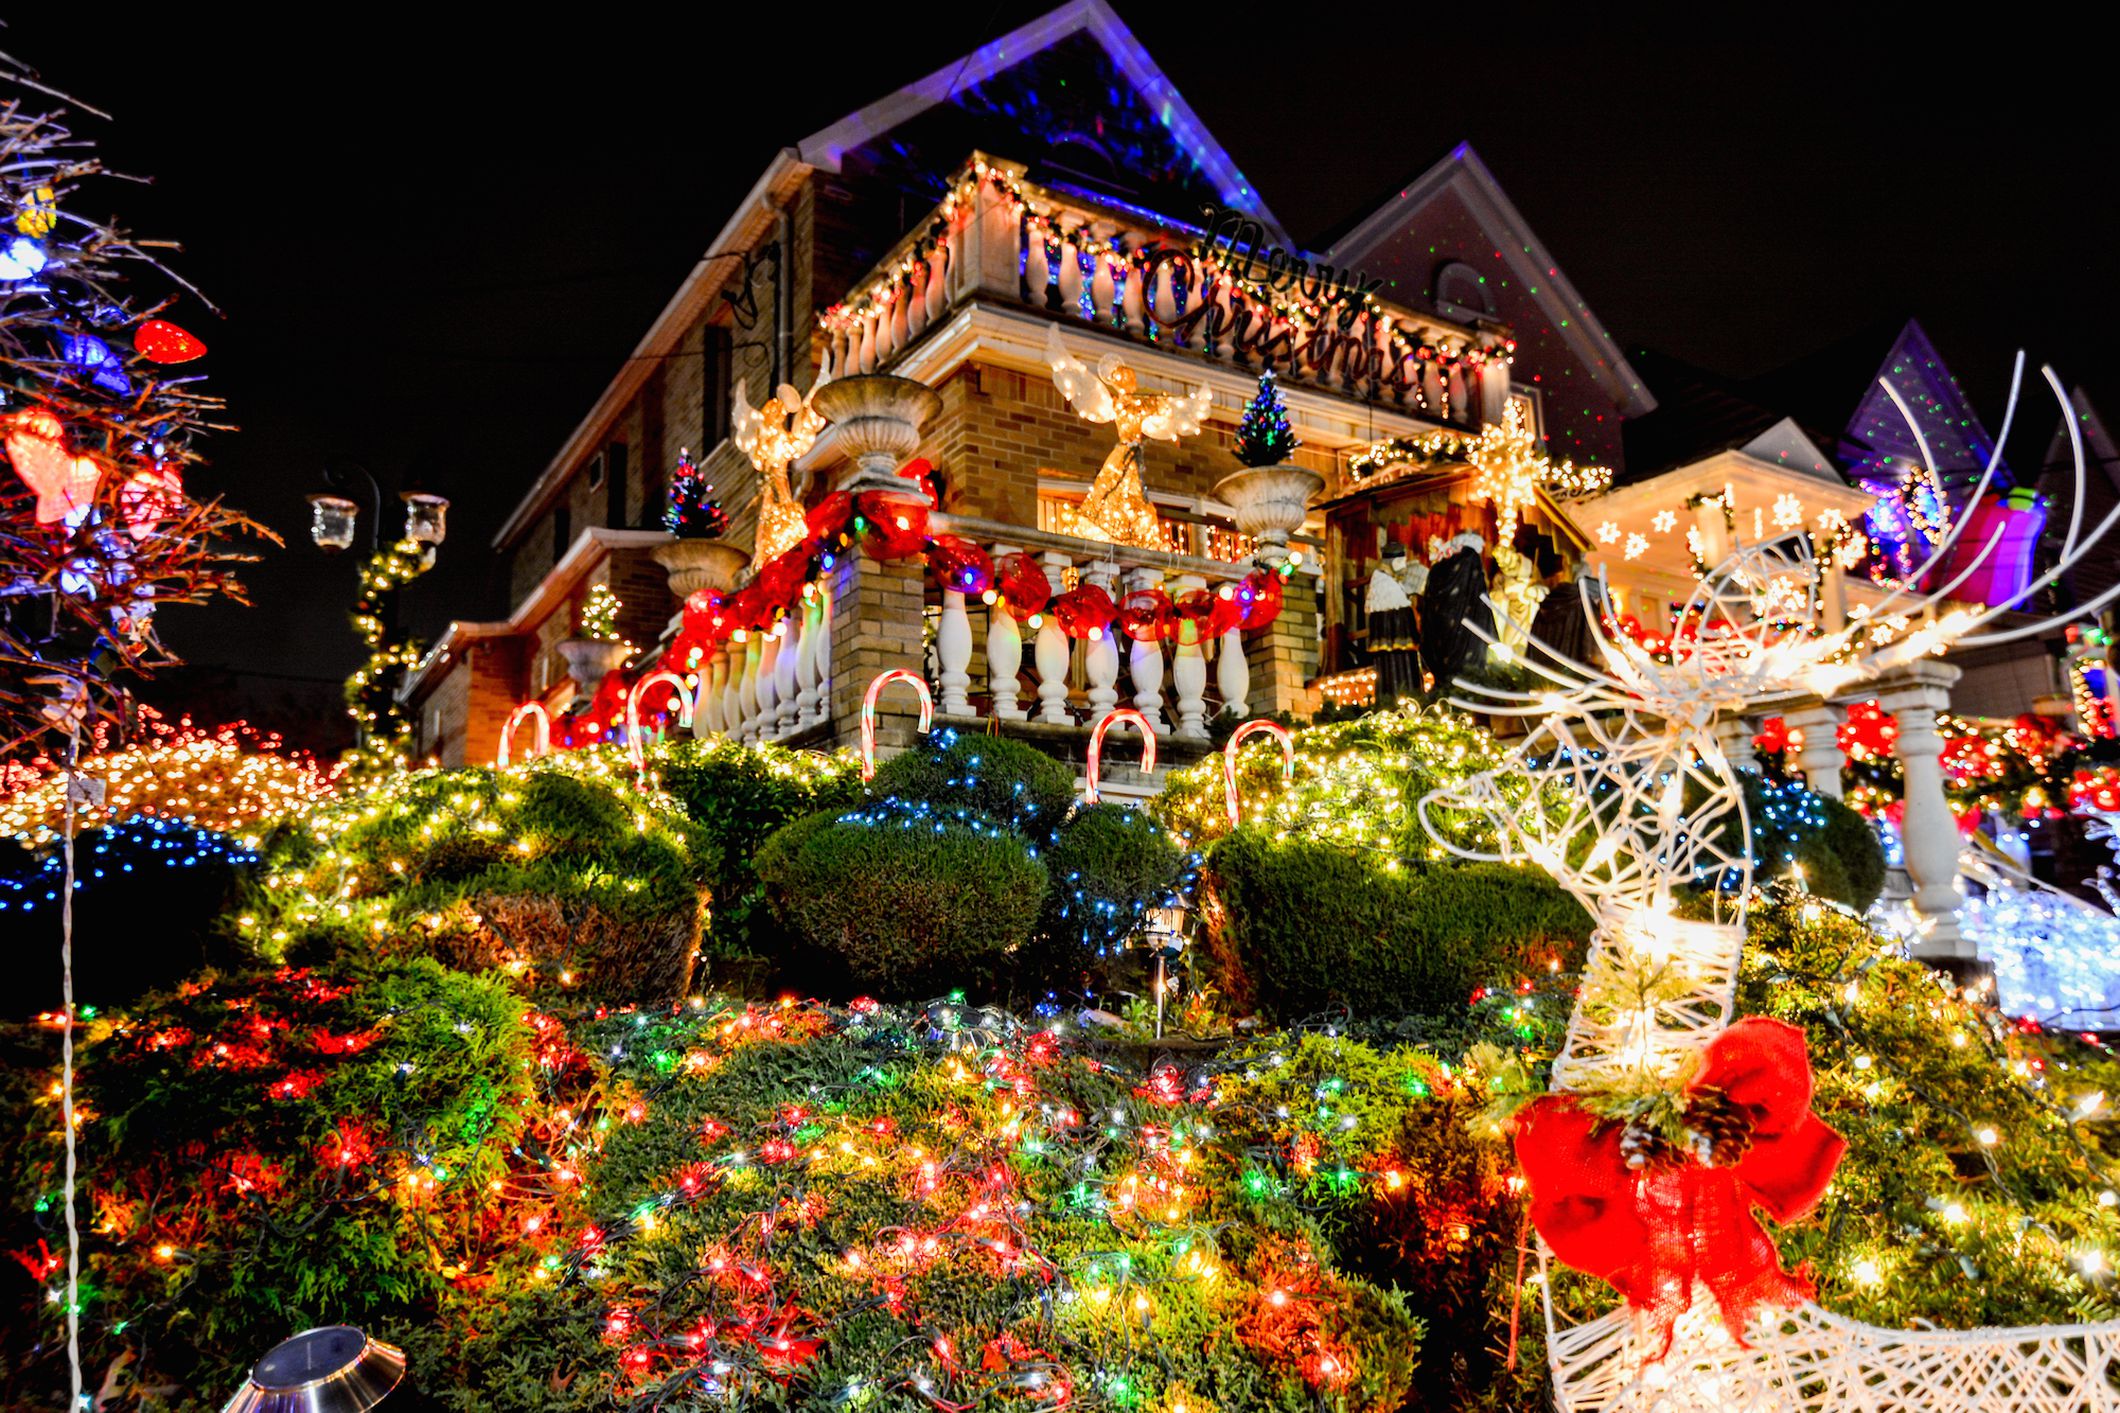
<box><xmin>1433</xmin><ymin>261</ymin><xmax>1494</xmax><ymax>320</ymax></box>
<box><xmin>703</xmin><ymin>326</ymin><xmax>733</xmax><ymax>448</ymax></box>
<box><xmin>585</xmin><ymin>451</ymin><xmax>606</xmax><ymax>493</ymax></box>
<box><xmin>605</xmin><ymin>441</ymin><xmax>630</xmax><ymax>529</ymax></box>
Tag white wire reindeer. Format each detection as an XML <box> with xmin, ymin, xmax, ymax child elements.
<box><xmin>1418</xmin><ymin>358</ymin><xmax>2120</xmax><ymax>1411</ymax></box>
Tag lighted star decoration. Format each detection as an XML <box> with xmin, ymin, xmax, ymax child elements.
<box><xmin>1408</xmin><ymin>399</ymin><xmax>1610</xmax><ymax>546</ymax></box>
<box><xmin>1652</xmin><ymin>509</ymin><xmax>1678</xmax><ymax>534</ymax></box>
<box><xmin>1046</xmin><ymin>325</ymin><xmax>1209</xmax><ymax>550</ymax></box>
<box><xmin>732</xmin><ymin>382</ymin><xmax>826</xmax><ymax>563</ymax></box>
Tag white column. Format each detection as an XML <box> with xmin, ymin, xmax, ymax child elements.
<box><xmin>794</xmin><ymin>588</ymin><xmax>823</xmax><ymax>731</ymax></box>
<box><xmin>697</xmin><ymin>650</ymin><xmax>727</xmax><ymax>738</ymax></box>
<box><xmin>1878</xmin><ymin>662</ymin><xmax>1970</xmax><ymax>962</ymax></box>
<box><xmin>773</xmin><ymin>617</ymin><xmax>800</xmax><ymax>737</ymax></box>
<box><xmin>1217</xmin><ymin>624</ymin><xmax>1250</xmax><ymax>720</ymax></box>
<box><xmin>938</xmin><ymin>588</ymin><xmax>974</xmax><ymax>717</ymax></box>
<box><xmin>1785</xmin><ymin>702</ymin><xmax>1843</xmax><ymax>799</ymax></box>
<box><xmin>734</xmin><ymin>634</ymin><xmax>760</xmax><ymax>742</ymax></box>
<box><xmin>753</xmin><ymin>628</ymin><xmax>782</xmax><ymax>741</ymax></box>
<box><xmin>1082</xmin><ymin>560</ymin><xmax>1121</xmax><ymax>725</ymax></box>
<box><xmin>810</xmin><ymin>582</ymin><xmax>834</xmax><ymax>730</ymax></box>
<box><xmin>1171</xmin><ymin>572</ymin><xmax>1209</xmax><ymax>739</ymax></box>
<box><xmin>1712</xmin><ymin>714</ymin><xmax>1758</xmax><ymax>773</ymax></box>
<box><xmin>1035</xmin><ymin>552</ymin><xmax>1074</xmax><ymax>725</ymax></box>
<box><xmin>986</xmin><ymin>544</ymin><xmax>1026</xmax><ymax>721</ymax></box>
<box><xmin>1123</xmin><ymin>566</ymin><xmax>1168</xmax><ymax>734</ymax></box>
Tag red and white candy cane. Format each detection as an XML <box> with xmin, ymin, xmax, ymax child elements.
<box><xmin>496</xmin><ymin>701</ymin><xmax>552</xmax><ymax>768</ymax></box>
<box><xmin>1084</xmin><ymin>708</ymin><xmax>1156</xmax><ymax>804</ymax></box>
<box><xmin>1223</xmin><ymin>718</ymin><xmax>1294</xmax><ymax>827</ymax></box>
<box><xmin>625</xmin><ymin>670</ymin><xmax>694</xmax><ymax>771</ymax></box>
<box><xmin>860</xmin><ymin>669</ymin><xmax>933</xmax><ymax>781</ymax></box>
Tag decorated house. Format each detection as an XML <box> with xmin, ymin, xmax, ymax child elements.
<box><xmin>395</xmin><ymin>0</ymin><xmax>1653</xmax><ymax>781</ymax></box>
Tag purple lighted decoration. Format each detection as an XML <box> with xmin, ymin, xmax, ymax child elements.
<box><xmin>1937</xmin><ymin>487</ymin><xmax>2048</xmax><ymax>607</ymax></box>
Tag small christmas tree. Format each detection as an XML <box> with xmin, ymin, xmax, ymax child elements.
<box><xmin>1234</xmin><ymin>369</ymin><xmax>1300</xmax><ymax>468</ymax></box>
<box><xmin>580</xmin><ymin>584</ymin><xmax>628</xmax><ymax>644</ymax></box>
<box><xmin>663</xmin><ymin>447</ymin><xmax>730</xmax><ymax>539</ymax></box>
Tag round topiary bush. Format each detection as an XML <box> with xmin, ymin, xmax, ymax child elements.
<box><xmin>1037</xmin><ymin>803</ymin><xmax>1191</xmax><ymax>976</ymax></box>
<box><xmin>1735</xmin><ymin>774</ymin><xmax>1886</xmax><ymax>911</ymax></box>
<box><xmin>755</xmin><ymin>801</ymin><xmax>1048</xmax><ymax>994</ymax></box>
<box><xmin>649</xmin><ymin>737</ymin><xmax>861</xmax><ymax>969</ymax></box>
<box><xmin>868</xmin><ymin>727</ymin><xmax>1076</xmax><ymax>838</ymax></box>
<box><xmin>1204</xmin><ymin>829</ymin><xmax>1591</xmax><ymax>1023</ymax></box>
<box><xmin>242</xmin><ymin>765</ymin><xmax>714</xmax><ymax>1002</ymax></box>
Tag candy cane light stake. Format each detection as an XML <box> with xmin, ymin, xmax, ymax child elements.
<box><xmin>1222</xmin><ymin>718</ymin><xmax>1294</xmax><ymax>828</ymax></box>
<box><xmin>860</xmin><ymin>669</ymin><xmax>933</xmax><ymax>781</ymax></box>
<box><xmin>1084</xmin><ymin>707</ymin><xmax>1156</xmax><ymax>804</ymax></box>
<box><xmin>625</xmin><ymin>670</ymin><xmax>694</xmax><ymax>771</ymax></box>
<box><xmin>496</xmin><ymin>701</ymin><xmax>552</xmax><ymax>768</ymax></box>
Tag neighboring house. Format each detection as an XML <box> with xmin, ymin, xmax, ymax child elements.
<box><xmin>398</xmin><ymin>0</ymin><xmax>1657</xmax><ymax>770</ymax></box>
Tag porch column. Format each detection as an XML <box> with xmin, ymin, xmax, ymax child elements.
<box><xmin>1876</xmin><ymin>662</ymin><xmax>1970</xmax><ymax>966</ymax></box>
<box><xmin>1784</xmin><ymin>702</ymin><xmax>1844</xmax><ymax>800</ymax></box>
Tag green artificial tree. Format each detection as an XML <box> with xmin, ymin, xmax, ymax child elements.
<box><xmin>663</xmin><ymin>447</ymin><xmax>731</xmax><ymax>539</ymax></box>
<box><xmin>1234</xmin><ymin>368</ymin><xmax>1301</xmax><ymax>468</ymax></box>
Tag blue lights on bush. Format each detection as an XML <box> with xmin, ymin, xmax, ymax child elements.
<box><xmin>0</xmin><ymin>817</ymin><xmax>258</xmax><ymax>913</ymax></box>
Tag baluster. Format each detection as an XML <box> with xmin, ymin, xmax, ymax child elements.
<box><xmin>907</xmin><ymin>264</ymin><xmax>929</xmax><ymax>339</ymax></box>
<box><xmin>1124</xmin><ymin>566</ymin><xmax>1169</xmax><ymax>733</ymax></box>
<box><xmin>753</xmin><ymin>627</ymin><xmax>782</xmax><ymax>740</ymax></box>
<box><xmin>698</xmin><ymin>649</ymin><xmax>727</xmax><ymax>737</ymax></box>
<box><xmin>1171</xmin><ymin>572</ymin><xmax>1209</xmax><ymax>738</ymax></box>
<box><xmin>888</xmin><ymin>282</ymin><xmax>909</xmax><ymax>354</ymax></box>
<box><xmin>773</xmin><ymin>616</ymin><xmax>800</xmax><ymax>736</ymax></box>
<box><xmin>1058</xmin><ymin>235</ymin><xmax>1083</xmax><ymax>314</ymax></box>
<box><xmin>1092</xmin><ymin>250</ymin><xmax>1116</xmax><ymax>328</ymax></box>
<box><xmin>820</xmin><ymin>333</ymin><xmax>839</xmax><ymax>385</ymax></box>
<box><xmin>733</xmin><ymin>634</ymin><xmax>760</xmax><ymax>741</ymax></box>
<box><xmin>793</xmin><ymin>586</ymin><xmax>823</xmax><ymax>730</ymax></box>
<box><xmin>1035</xmin><ymin>551</ymin><xmax>1074</xmax><ymax>724</ymax></box>
<box><xmin>1082</xmin><ymin>560</ymin><xmax>1121</xmax><ymax>724</ymax></box>
<box><xmin>1118</xmin><ymin>251</ymin><xmax>1142</xmax><ymax>333</ymax></box>
<box><xmin>1217</xmin><ymin>623</ymin><xmax>1250</xmax><ymax>720</ymax></box>
<box><xmin>985</xmin><ymin>544</ymin><xmax>1027</xmax><ymax>721</ymax></box>
<box><xmin>938</xmin><ymin>587</ymin><xmax>974</xmax><ymax>717</ymax></box>
<box><xmin>856</xmin><ymin>316</ymin><xmax>877</xmax><ymax>375</ymax></box>
<box><xmin>926</xmin><ymin>239</ymin><xmax>950</xmax><ymax>322</ymax></box>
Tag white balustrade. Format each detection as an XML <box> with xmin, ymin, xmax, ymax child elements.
<box><xmin>734</xmin><ymin>634</ymin><xmax>760</xmax><ymax>741</ymax></box>
<box><xmin>697</xmin><ymin>650</ymin><xmax>727</xmax><ymax>738</ymax></box>
<box><xmin>1218</xmin><ymin>624</ymin><xmax>1249</xmax><ymax>720</ymax></box>
<box><xmin>1035</xmin><ymin>550</ymin><xmax>1074</xmax><ymax>724</ymax></box>
<box><xmin>794</xmin><ymin>587</ymin><xmax>824</xmax><ymax>731</ymax></box>
<box><xmin>987</xmin><ymin>543</ymin><xmax>1027</xmax><ymax>721</ymax></box>
<box><xmin>806</xmin><ymin>583</ymin><xmax>833</xmax><ymax>730</ymax></box>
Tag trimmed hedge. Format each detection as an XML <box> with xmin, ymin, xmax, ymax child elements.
<box><xmin>1205</xmin><ymin>829</ymin><xmax>1591</xmax><ymax>1022</ymax></box>
<box><xmin>649</xmin><ymin>738</ymin><xmax>861</xmax><ymax>968</ymax></box>
<box><xmin>242</xmin><ymin>766</ymin><xmax>713</xmax><ymax>1002</ymax></box>
<box><xmin>1736</xmin><ymin>774</ymin><xmax>1886</xmax><ymax>912</ymax></box>
<box><xmin>1037</xmin><ymin>803</ymin><xmax>1190</xmax><ymax>974</ymax></box>
<box><xmin>755</xmin><ymin>803</ymin><xmax>1049</xmax><ymax>992</ymax></box>
<box><xmin>868</xmin><ymin>728</ymin><xmax>1076</xmax><ymax>839</ymax></box>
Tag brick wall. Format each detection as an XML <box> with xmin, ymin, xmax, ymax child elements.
<box><xmin>820</xmin><ymin>550</ymin><xmax>927</xmax><ymax>763</ymax></box>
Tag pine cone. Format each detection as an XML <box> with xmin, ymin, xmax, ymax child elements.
<box><xmin>1682</xmin><ymin>1087</ymin><xmax>1756</xmax><ymax>1167</ymax></box>
<box><xmin>1619</xmin><ymin>1121</ymin><xmax>1681</xmax><ymax>1171</ymax></box>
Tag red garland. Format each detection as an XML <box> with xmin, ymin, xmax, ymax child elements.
<box><xmin>1512</xmin><ymin>1018</ymin><xmax>1844</xmax><ymax>1354</ymax></box>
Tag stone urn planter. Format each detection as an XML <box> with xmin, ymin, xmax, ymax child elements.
<box><xmin>652</xmin><ymin>538</ymin><xmax>751</xmax><ymax>599</ymax></box>
<box><xmin>1213</xmin><ymin>462</ymin><xmax>1324</xmax><ymax>554</ymax></box>
<box><xmin>555</xmin><ymin>637</ymin><xmax>633</xmax><ymax>704</ymax></box>
<box><xmin>811</xmin><ymin>373</ymin><xmax>944</xmax><ymax>499</ymax></box>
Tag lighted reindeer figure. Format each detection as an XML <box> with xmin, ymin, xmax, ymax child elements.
<box><xmin>1421</xmin><ymin>359</ymin><xmax>2120</xmax><ymax>1412</ymax></box>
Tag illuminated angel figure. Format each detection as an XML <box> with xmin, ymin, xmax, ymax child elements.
<box><xmin>1419</xmin><ymin>355</ymin><xmax>2120</xmax><ymax>1410</ymax></box>
<box><xmin>1045</xmin><ymin>324</ymin><xmax>1211</xmax><ymax>550</ymax></box>
<box><xmin>732</xmin><ymin>382</ymin><xmax>826</xmax><ymax>563</ymax></box>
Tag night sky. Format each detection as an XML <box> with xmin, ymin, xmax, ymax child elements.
<box><xmin>6</xmin><ymin>8</ymin><xmax>2114</xmax><ymax>750</ymax></box>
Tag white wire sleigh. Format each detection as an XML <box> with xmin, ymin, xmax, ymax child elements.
<box><xmin>1416</xmin><ymin>358</ymin><xmax>2120</xmax><ymax>1411</ymax></box>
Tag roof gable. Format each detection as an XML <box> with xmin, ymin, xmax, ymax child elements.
<box><xmin>797</xmin><ymin>0</ymin><xmax>1284</xmax><ymax>240</ymax></box>
<box><xmin>1319</xmin><ymin>143</ymin><xmax>1653</xmax><ymax>428</ymax></box>
<box><xmin>1838</xmin><ymin>319</ymin><xmax>2005</xmax><ymax>491</ymax></box>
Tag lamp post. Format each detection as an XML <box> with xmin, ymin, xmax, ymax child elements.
<box><xmin>306</xmin><ymin>466</ymin><xmax>449</xmax><ymax>751</ymax></box>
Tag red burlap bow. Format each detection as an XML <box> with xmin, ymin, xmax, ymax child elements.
<box><xmin>1513</xmin><ymin>1017</ymin><xmax>1845</xmax><ymax>1353</ymax></box>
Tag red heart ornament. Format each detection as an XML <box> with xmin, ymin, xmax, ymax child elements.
<box><xmin>134</xmin><ymin>319</ymin><xmax>207</xmax><ymax>363</ymax></box>
<box><xmin>5</xmin><ymin>409</ymin><xmax>103</xmax><ymax>525</ymax></box>
<box><xmin>119</xmin><ymin>464</ymin><xmax>185</xmax><ymax>540</ymax></box>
